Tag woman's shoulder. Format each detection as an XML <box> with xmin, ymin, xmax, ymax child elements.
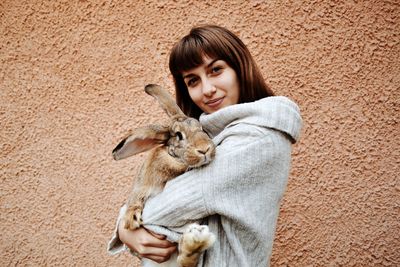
<box><xmin>202</xmin><ymin>96</ymin><xmax>302</xmax><ymax>144</ymax></box>
<box><xmin>216</xmin><ymin>122</ymin><xmax>290</xmax><ymax>150</ymax></box>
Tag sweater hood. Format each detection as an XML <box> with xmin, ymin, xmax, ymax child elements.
<box><xmin>199</xmin><ymin>96</ymin><xmax>302</xmax><ymax>143</ymax></box>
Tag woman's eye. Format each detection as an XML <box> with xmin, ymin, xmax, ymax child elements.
<box><xmin>176</xmin><ymin>132</ymin><xmax>183</xmax><ymax>140</ymax></box>
<box><xmin>211</xmin><ymin>66</ymin><xmax>222</xmax><ymax>74</ymax></box>
<box><xmin>187</xmin><ymin>78</ymin><xmax>198</xmax><ymax>87</ymax></box>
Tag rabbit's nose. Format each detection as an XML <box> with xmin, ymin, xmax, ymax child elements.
<box><xmin>196</xmin><ymin>146</ymin><xmax>210</xmax><ymax>155</ymax></box>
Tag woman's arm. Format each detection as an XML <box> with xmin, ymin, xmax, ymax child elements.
<box><xmin>142</xmin><ymin>124</ymin><xmax>291</xmax><ymax>228</ymax></box>
<box><xmin>108</xmin><ymin>124</ymin><xmax>292</xmax><ymax>257</ymax></box>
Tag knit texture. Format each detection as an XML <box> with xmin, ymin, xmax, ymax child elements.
<box><xmin>108</xmin><ymin>96</ymin><xmax>302</xmax><ymax>267</ymax></box>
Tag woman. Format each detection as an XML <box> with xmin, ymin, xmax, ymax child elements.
<box><xmin>108</xmin><ymin>25</ymin><xmax>302</xmax><ymax>266</ymax></box>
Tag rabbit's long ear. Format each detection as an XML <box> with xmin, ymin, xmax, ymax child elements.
<box><xmin>112</xmin><ymin>125</ymin><xmax>169</xmax><ymax>160</ymax></box>
<box><xmin>145</xmin><ymin>84</ymin><xmax>186</xmax><ymax>118</ymax></box>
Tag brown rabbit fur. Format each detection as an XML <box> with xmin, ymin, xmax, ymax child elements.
<box><xmin>112</xmin><ymin>84</ymin><xmax>216</xmax><ymax>267</ymax></box>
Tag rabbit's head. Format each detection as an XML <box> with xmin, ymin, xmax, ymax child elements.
<box><xmin>112</xmin><ymin>84</ymin><xmax>215</xmax><ymax>168</ymax></box>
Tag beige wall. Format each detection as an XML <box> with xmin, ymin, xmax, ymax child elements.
<box><xmin>1</xmin><ymin>0</ymin><xmax>399</xmax><ymax>266</ymax></box>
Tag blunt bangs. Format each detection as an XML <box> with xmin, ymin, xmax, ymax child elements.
<box><xmin>169</xmin><ymin>35</ymin><xmax>221</xmax><ymax>76</ymax></box>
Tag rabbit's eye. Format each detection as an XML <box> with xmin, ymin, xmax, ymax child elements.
<box><xmin>176</xmin><ymin>132</ymin><xmax>183</xmax><ymax>141</ymax></box>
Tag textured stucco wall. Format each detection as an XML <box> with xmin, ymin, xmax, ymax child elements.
<box><xmin>1</xmin><ymin>0</ymin><xmax>399</xmax><ymax>266</ymax></box>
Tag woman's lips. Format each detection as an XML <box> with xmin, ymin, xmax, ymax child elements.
<box><xmin>205</xmin><ymin>97</ymin><xmax>224</xmax><ymax>108</ymax></box>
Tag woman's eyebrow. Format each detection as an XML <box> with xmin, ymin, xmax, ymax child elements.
<box><xmin>183</xmin><ymin>73</ymin><xmax>195</xmax><ymax>79</ymax></box>
<box><xmin>182</xmin><ymin>59</ymin><xmax>220</xmax><ymax>79</ymax></box>
<box><xmin>206</xmin><ymin>59</ymin><xmax>219</xmax><ymax>68</ymax></box>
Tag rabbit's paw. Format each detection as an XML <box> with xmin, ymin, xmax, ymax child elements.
<box><xmin>180</xmin><ymin>224</ymin><xmax>215</xmax><ymax>252</ymax></box>
<box><xmin>123</xmin><ymin>206</ymin><xmax>142</xmax><ymax>230</ymax></box>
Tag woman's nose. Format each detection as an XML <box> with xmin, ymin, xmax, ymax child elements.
<box><xmin>202</xmin><ymin>79</ymin><xmax>216</xmax><ymax>96</ymax></box>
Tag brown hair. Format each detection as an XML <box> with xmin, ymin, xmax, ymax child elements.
<box><xmin>169</xmin><ymin>25</ymin><xmax>274</xmax><ymax>119</ymax></box>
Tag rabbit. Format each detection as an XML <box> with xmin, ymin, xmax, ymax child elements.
<box><xmin>112</xmin><ymin>84</ymin><xmax>216</xmax><ymax>267</ymax></box>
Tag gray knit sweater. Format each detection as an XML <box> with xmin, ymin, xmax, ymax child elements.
<box><xmin>108</xmin><ymin>96</ymin><xmax>302</xmax><ymax>267</ymax></box>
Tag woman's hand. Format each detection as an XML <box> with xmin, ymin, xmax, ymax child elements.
<box><xmin>118</xmin><ymin>222</ymin><xmax>177</xmax><ymax>263</ymax></box>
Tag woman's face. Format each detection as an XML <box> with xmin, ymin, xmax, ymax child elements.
<box><xmin>182</xmin><ymin>56</ymin><xmax>240</xmax><ymax>114</ymax></box>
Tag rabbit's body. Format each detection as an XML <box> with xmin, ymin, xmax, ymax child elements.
<box><xmin>123</xmin><ymin>146</ymin><xmax>188</xmax><ymax>229</ymax></box>
<box><xmin>136</xmin><ymin>146</ymin><xmax>187</xmax><ymax>196</ymax></box>
<box><xmin>113</xmin><ymin>85</ymin><xmax>216</xmax><ymax>267</ymax></box>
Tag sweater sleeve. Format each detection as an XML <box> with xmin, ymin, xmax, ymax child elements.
<box><xmin>107</xmin><ymin>126</ymin><xmax>266</xmax><ymax>251</ymax></box>
<box><xmin>141</xmin><ymin>123</ymin><xmax>292</xmax><ymax>230</ymax></box>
